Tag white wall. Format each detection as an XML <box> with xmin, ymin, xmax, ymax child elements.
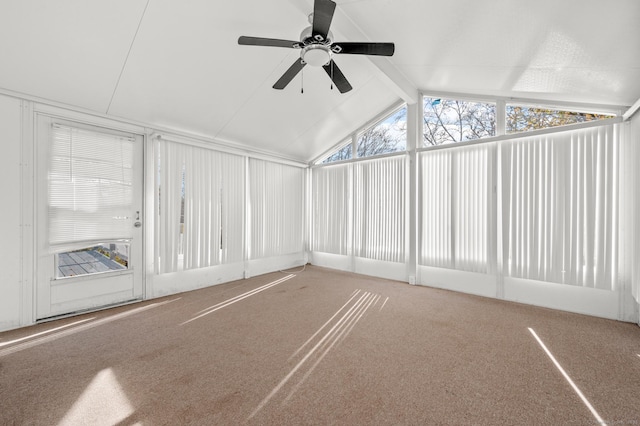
<box><xmin>0</xmin><ymin>94</ymin><xmax>308</xmax><ymax>333</ymax></box>
<box><xmin>0</xmin><ymin>94</ymin><xmax>25</xmax><ymax>330</ymax></box>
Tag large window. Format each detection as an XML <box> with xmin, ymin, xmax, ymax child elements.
<box><xmin>321</xmin><ymin>139</ymin><xmax>352</xmax><ymax>164</ymax></box>
<box><xmin>357</xmin><ymin>106</ymin><xmax>407</xmax><ymax>158</ymax></box>
<box><xmin>506</xmin><ymin>104</ymin><xmax>614</xmax><ymax>134</ymax></box>
<box><xmin>320</xmin><ymin>105</ymin><xmax>407</xmax><ymax>164</ymax></box>
<box><xmin>423</xmin><ymin>97</ymin><xmax>496</xmax><ymax>146</ymax></box>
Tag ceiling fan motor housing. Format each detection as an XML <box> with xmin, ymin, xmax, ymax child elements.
<box><xmin>299</xmin><ymin>25</ymin><xmax>333</xmax><ymax>45</ymax></box>
<box><xmin>302</xmin><ymin>44</ymin><xmax>332</xmax><ymax>67</ymax></box>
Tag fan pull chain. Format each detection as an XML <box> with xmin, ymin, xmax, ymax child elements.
<box><xmin>330</xmin><ymin>61</ymin><xmax>334</xmax><ymax>90</ymax></box>
<box><xmin>301</xmin><ymin>68</ymin><xmax>304</xmax><ymax>94</ymax></box>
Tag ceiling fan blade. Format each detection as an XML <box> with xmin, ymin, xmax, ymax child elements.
<box><xmin>322</xmin><ymin>60</ymin><xmax>352</xmax><ymax>93</ymax></box>
<box><xmin>273</xmin><ymin>58</ymin><xmax>307</xmax><ymax>90</ymax></box>
<box><xmin>312</xmin><ymin>0</ymin><xmax>336</xmax><ymax>41</ymax></box>
<box><xmin>331</xmin><ymin>42</ymin><xmax>395</xmax><ymax>56</ymax></box>
<box><xmin>238</xmin><ymin>36</ymin><xmax>300</xmax><ymax>49</ymax></box>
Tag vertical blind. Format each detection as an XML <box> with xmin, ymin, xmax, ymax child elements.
<box><xmin>248</xmin><ymin>159</ymin><xmax>304</xmax><ymax>259</ymax></box>
<box><xmin>156</xmin><ymin>140</ymin><xmax>244</xmax><ymax>273</ymax></box>
<box><xmin>353</xmin><ymin>156</ymin><xmax>406</xmax><ymax>262</ymax></box>
<box><xmin>417</xmin><ymin>122</ymin><xmax>620</xmax><ymax>291</ymax></box>
<box><xmin>501</xmin><ymin>125</ymin><xmax>618</xmax><ymax>289</ymax></box>
<box><xmin>419</xmin><ymin>144</ymin><xmax>492</xmax><ymax>273</ymax></box>
<box><xmin>312</xmin><ymin>163</ymin><xmax>350</xmax><ymax>255</ymax></box>
<box><xmin>618</xmin><ymin>119</ymin><xmax>640</xmax><ymax>303</ymax></box>
<box><xmin>49</xmin><ymin>124</ymin><xmax>134</xmax><ymax>251</ymax></box>
<box><xmin>182</xmin><ymin>146</ymin><xmax>245</xmax><ymax>269</ymax></box>
<box><xmin>311</xmin><ymin>155</ymin><xmax>407</xmax><ymax>263</ymax></box>
<box><xmin>156</xmin><ymin>141</ymin><xmax>184</xmax><ymax>273</ymax></box>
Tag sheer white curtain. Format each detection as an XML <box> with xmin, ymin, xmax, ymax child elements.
<box><xmin>248</xmin><ymin>159</ymin><xmax>304</xmax><ymax>259</ymax></box>
<box><xmin>312</xmin><ymin>163</ymin><xmax>350</xmax><ymax>255</ymax></box>
<box><xmin>500</xmin><ymin>124</ymin><xmax>618</xmax><ymax>289</ymax></box>
<box><xmin>353</xmin><ymin>156</ymin><xmax>406</xmax><ymax>263</ymax></box>
<box><xmin>419</xmin><ymin>144</ymin><xmax>493</xmax><ymax>273</ymax></box>
<box><xmin>49</xmin><ymin>124</ymin><xmax>134</xmax><ymax>252</ymax></box>
<box><xmin>156</xmin><ymin>140</ymin><xmax>244</xmax><ymax>273</ymax></box>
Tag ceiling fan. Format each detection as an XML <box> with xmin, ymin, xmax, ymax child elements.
<box><xmin>238</xmin><ymin>0</ymin><xmax>395</xmax><ymax>93</ymax></box>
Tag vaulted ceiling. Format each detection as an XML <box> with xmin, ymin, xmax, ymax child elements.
<box><xmin>1</xmin><ymin>0</ymin><xmax>638</xmax><ymax>163</ymax></box>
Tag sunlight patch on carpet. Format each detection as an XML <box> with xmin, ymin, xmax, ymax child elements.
<box><xmin>58</xmin><ymin>368</ymin><xmax>137</xmax><ymax>426</ymax></box>
<box><xmin>528</xmin><ymin>327</ymin><xmax>606</xmax><ymax>426</ymax></box>
<box><xmin>249</xmin><ymin>289</ymin><xmax>383</xmax><ymax>420</ymax></box>
<box><xmin>0</xmin><ymin>299</ymin><xmax>179</xmax><ymax>358</ymax></box>
<box><xmin>0</xmin><ymin>317</ymin><xmax>95</xmax><ymax>348</ymax></box>
<box><xmin>181</xmin><ymin>274</ymin><xmax>295</xmax><ymax>325</ymax></box>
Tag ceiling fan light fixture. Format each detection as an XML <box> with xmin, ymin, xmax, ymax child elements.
<box><xmin>302</xmin><ymin>45</ymin><xmax>331</xmax><ymax>67</ymax></box>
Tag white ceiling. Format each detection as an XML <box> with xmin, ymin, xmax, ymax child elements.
<box><xmin>1</xmin><ymin>0</ymin><xmax>638</xmax><ymax>162</ymax></box>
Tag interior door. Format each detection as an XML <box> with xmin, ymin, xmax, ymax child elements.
<box><xmin>36</xmin><ymin>115</ymin><xmax>144</xmax><ymax>319</ymax></box>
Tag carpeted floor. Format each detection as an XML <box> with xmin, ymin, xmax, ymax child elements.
<box><xmin>1</xmin><ymin>265</ymin><xmax>639</xmax><ymax>425</ymax></box>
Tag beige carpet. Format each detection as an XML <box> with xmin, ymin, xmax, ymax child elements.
<box><xmin>1</xmin><ymin>265</ymin><xmax>639</xmax><ymax>425</ymax></box>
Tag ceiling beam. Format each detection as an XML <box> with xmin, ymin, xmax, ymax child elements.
<box><xmin>334</xmin><ymin>6</ymin><xmax>418</xmax><ymax>104</ymax></box>
<box><xmin>623</xmin><ymin>96</ymin><xmax>640</xmax><ymax>121</ymax></box>
<box><xmin>366</xmin><ymin>56</ymin><xmax>418</xmax><ymax>104</ymax></box>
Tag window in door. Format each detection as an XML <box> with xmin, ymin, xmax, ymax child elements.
<box><xmin>49</xmin><ymin>124</ymin><xmax>135</xmax><ymax>279</ymax></box>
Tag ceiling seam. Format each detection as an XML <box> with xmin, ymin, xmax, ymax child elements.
<box><xmin>105</xmin><ymin>0</ymin><xmax>151</xmax><ymax>115</ymax></box>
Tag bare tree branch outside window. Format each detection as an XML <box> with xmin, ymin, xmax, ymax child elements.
<box><xmin>423</xmin><ymin>98</ymin><xmax>496</xmax><ymax>146</ymax></box>
<box><xmin>357</xmin><ymin>107</ymin><xmax>407</xmax><ymax>157</ymax></box>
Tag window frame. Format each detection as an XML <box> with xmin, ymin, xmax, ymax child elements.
<box><xmin>418</xmin><ymin>92</ymin><xmax>623</xmax><ymax>152</ymax></box>
<box><xmin>314</xmin><ymin>93</ymin><xmax>623</xmax><ymax>165</ymax></box>
<box><xmin>355</xmin><ymin>103</ymin><xmax>408</xmax><ymax>159</ymax></box>
<box><xmin>422</xmin><ymin>95</ymin><xmax>497</xmax><ymax>147</ymax></box>
<box><xmin>314</xmin><ymin>101</ymin><xmax>407</xmax><ymax>165</ymax></box>
<box><xmin>505</xmin><ymin>101</ymin><xmax>616</xmax><ymax>135</ymax></box>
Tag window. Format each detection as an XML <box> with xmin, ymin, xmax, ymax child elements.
<box><xmin>423</xmin><ymin>97</ymin><xmax>496</xmax><ymax>146</ymax></box>
<box><xmin>321</xmin><ymin>139</ymin><xmax>352</xmax><ymax>164</ymax></box>
<box><xmin>318</xmin><ymin>104</ymin><xmax>407</xmax><ymax>164</ymax></box>
<box><xmin>57</xmin><ymin>243</ymin><xmax>129</xmax><ymax>278</ymax></box>
<box><xmin>49</xmin><ymin>124</ymin><xmax>135</xmax><ymax>278</ymax></box>
<box><xmin>506</xmin><ymin>104</ymin><xmax>614</xmax><ymax>134</ymax></box>
<box><xmin>357</xmin><ymin>106</ymin><xmax>407</xmax><ymax>158</ymax></box>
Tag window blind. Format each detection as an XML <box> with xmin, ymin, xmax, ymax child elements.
<box><xmin>156</xmin><ymin>140</ymin><xmax>184</xmax><ymax>273</ymax></box>
<box><xmin>312</xmin><ymin>163</ymin><xmax>351</xmax><ymax>255</ymax></box>
<box><xmin>49</xmin><ymin>124</ymin><xmax>134</xmax><ymax>252</ymax></box>
<box><xmin>353</xmin><ymin>156</ymin><xmax>406</xmax><ymax>263</ymax></box>
<box><xmin>419</xmin><ymin>144</ymin><xmax>492</xmax><ymax>273</ymax></box>
<box><xmin>501</xmin><ymin>124</ymin><xmax>618</xmax><ymax>289</ymax></box>
<box><xmin>156</xmin><ymin>140</ymin><xmax>244</xmax><ymax>273</ymax></box>
<box><xmin>248</xmin><ymin>159</ymin><xmax>304</xmax><ymax>259</ymax></box>
<box><xmin>183</xmin><ymin>146</ymin><xmax>245</xmax><ymax>269</ymax></box>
